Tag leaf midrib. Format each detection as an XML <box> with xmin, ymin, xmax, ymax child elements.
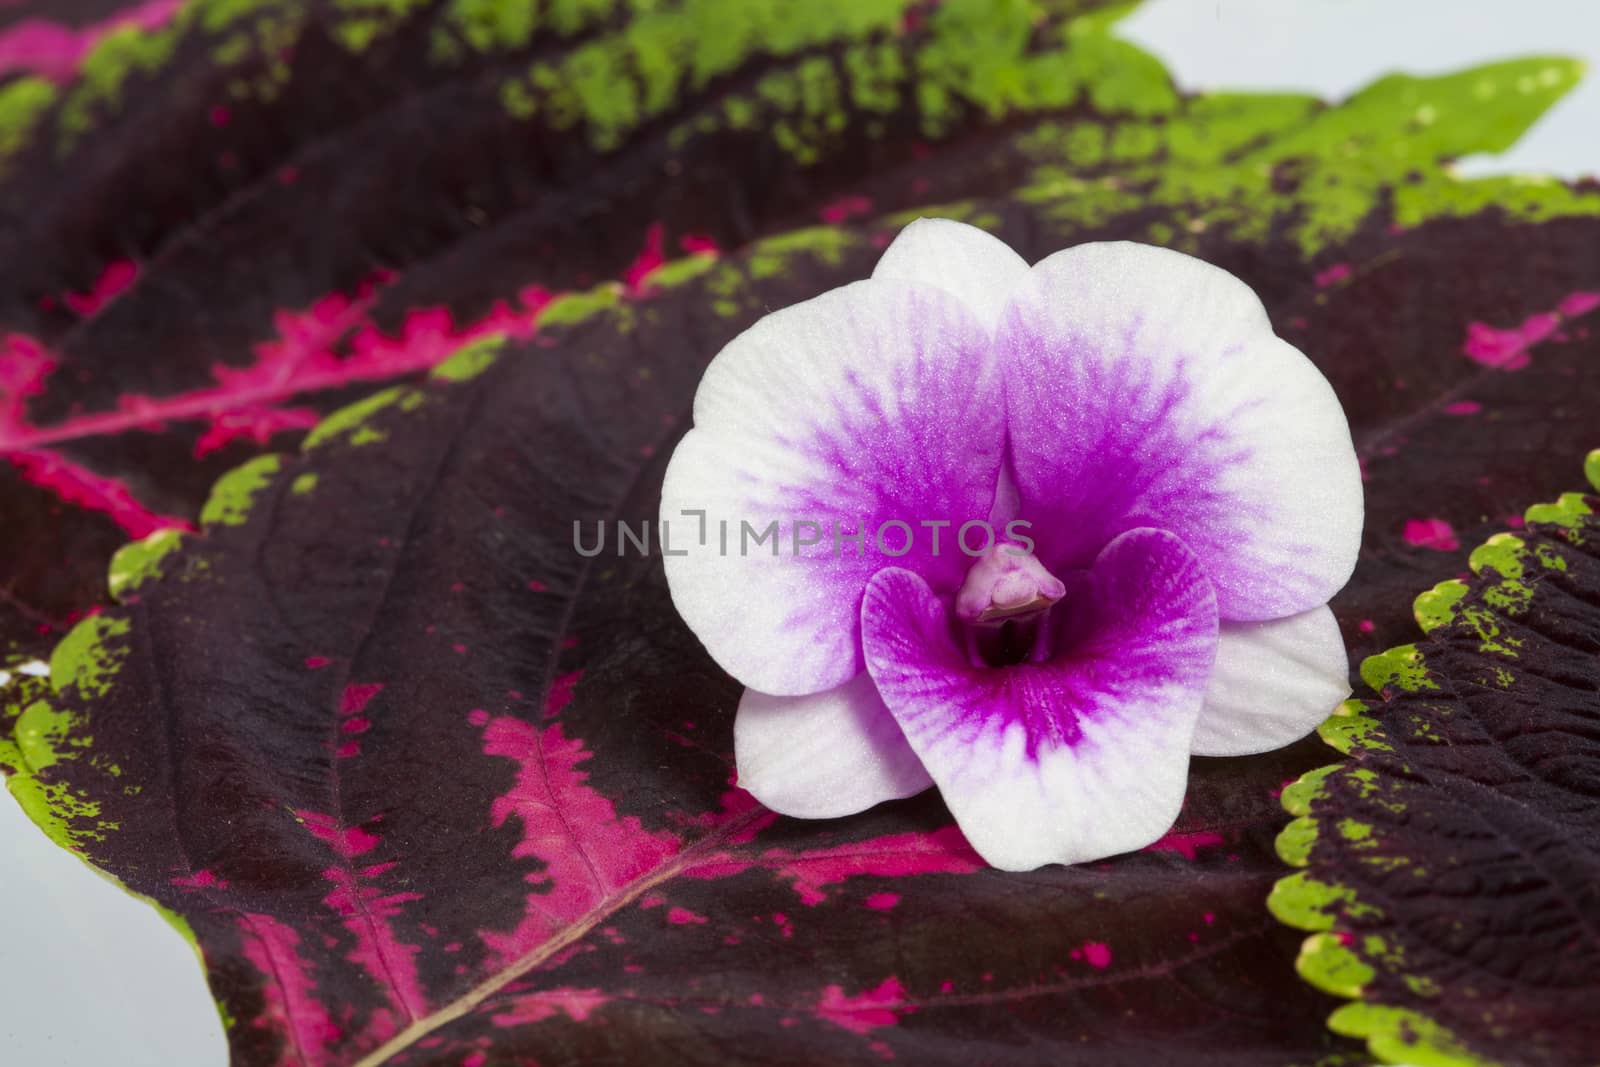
<box><xmin>349</xmin><ymin>806</ymin><xmax>766</xmax><ymax>1067</ymax></box>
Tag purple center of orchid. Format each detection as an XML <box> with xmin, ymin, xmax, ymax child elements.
<box><xmin>954</xmin><ymin>541</ymin><xmax>1068</xmax><ymax>668</ymax></box>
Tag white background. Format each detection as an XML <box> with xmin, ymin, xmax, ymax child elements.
<box><xmin>4</xmin><ymin>2</ymin><xmax>1599</xmax><ymax>1063</ymax></box>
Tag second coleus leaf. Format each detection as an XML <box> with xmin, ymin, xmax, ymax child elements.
<box><xmin>1272</xmin><ymin>452</ymin><xmax>1600</xmax><ymax>1067</ymax></box>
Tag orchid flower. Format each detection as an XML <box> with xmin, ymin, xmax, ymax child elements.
<box><xmin>660</xmin><ymin>219</ymin><xmax>1362</xmax><ymax>871</ymax></box>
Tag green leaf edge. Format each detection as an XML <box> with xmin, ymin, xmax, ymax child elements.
<box><xmin>1269</xmin><ymin>448</ymin><xmax>1600</xmax><ymax>1067</ymax></box>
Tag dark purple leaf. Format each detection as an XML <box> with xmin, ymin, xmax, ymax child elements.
<box><xmin>6</xmin><ymin>230</ymin><xmax>1354</xmax><ymax>1066</ymax></box>
<box><xmin>4</xmin><ymin>2</ymin><xmax>1600</xmax><ymax>1064</ymax></box>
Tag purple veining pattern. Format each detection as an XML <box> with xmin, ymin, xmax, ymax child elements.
<box><xmin>1000</xmin><ymin>245</ymin><xmax>1361</xmax><ymax>622</ymax></box>
<box><xmin>860</xmin><ymin>529</ymin><xmax>1219</xmax><ymax>867</ymax></box>
<box><xmin>1009</xmin><ymin>334</ymin><xmax>1245</xmax><ymax>571</ymax></box>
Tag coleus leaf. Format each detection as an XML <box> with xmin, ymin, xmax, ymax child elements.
<box><xmin>1271</xmin><ymin>455</ymin><xmax>1600</xmax><ymax>1067</ymax></box>
<box><xmin>3</xmin><ymin>1</ymin><xmax>1600</xmax><ymax>1064</ymax></box>
<box><xmin>9</xmin><ymin>234</ymin><xmax>1355</xmax><ymax>1066</ymax></box>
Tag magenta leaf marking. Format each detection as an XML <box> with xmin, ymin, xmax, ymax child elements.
<box><xmin>684</xmin><ymin>827</ymin><xmax>984</xmax><ymax>907</ymax></box>
<box><xmin>1400</xmin><ymin>518</ymin><xmax>1460</xmax><ymax>552</ymax></box>
<box><xmin>0</xmin><ymin>0</ymin><xmax>181</xmax><ymax>81</ymax></box>
<box><xmin>487</xmin><ymin>988</ymin><xmax>608</xmax><ymax>1028</ymax></box>
<box><xmin>475</xmin><ymin>716</ymin><xmax>683</xmax><ymax>964</ymax></box>
<box><xmin>0</xmin><ymin>272</ymin><xmax>551</xmax><ymax>454</ymax></box>
<box><xmin>0</xmin><ymin>269</ymin><xmax>569</xmax><ymax>580</ymax></box>
<box><xmin>1461</xmin><ymin>288</ymin><xmax>1600</xmax><ymax>369</ymax></box>
<box><xmin>5</xmin><ymin>448</ymin><xmax>192</xmax><ymax>537</ymax></box>
<box><xmin>1143</xmin><ymin>829</ymin><xmax>1229</xmax><ymax>861</ymax></box>
<box><xmin>58</xmin><ymin>259</ymin><xmax>140</xmax><ymax>316</ymax></box>
<box><xmin>238</xmin><ymin>914</ymin><xmax>343</xmax><ymax>1067</ymax></box>
<box><xmin>815</xmin><ymin>976</ymin><xmax>908</xmax><ymax>1035</ymax></box>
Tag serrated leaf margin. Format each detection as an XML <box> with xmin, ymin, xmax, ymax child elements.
<box><xmin>1269</xmin><ymin>447</ymin><xmax>1600</xmax><ymax>1067</ymax></box>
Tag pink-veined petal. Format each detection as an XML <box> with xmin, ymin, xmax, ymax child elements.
<box><xmin>734</xmin><ymin>674</ymin><xmax>933</xmax><ymax>819</ymax></box>
<box><xmin>661</xmin><ymin>279</ymin><xmax>1005</xmax><ymax>695</ymax></box>
<box><xmin>871</xmin><ymin>217</ymin><xmax>1031</xmax><ymax>331</ymax></box>
<box><xmin>1190</xmin><ymin>606</ymin><xmax>1351</xmax><ymax>757</ymax></box>
<box><xmin>1000</xmin><ymin>241</ymin><xmax>1362</xmax><ymax>621</ymax></box>
<box><xmin>861</xmin><ymin>528</ymin><xmax>1219</xmax><ymax>870</ymax></box>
